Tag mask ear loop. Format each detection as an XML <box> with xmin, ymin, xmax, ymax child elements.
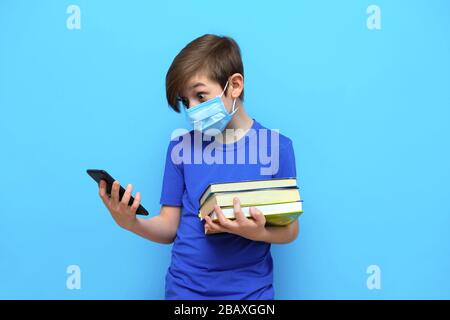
<box><xmin>221</xmin><ymin>80</ymin><xmax>239</xmax><ymax>114</ymax></box>
<box><xmin>220</xmin><ymin>80</ymin><xmax>229</xmax><ymax>98</ymax></box>
<box><xmin>231</xmin><ymin>98</ymin><xmax>239</xmax><ymax>114</ymax></box>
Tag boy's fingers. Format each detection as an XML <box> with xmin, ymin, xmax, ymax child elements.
<box><xmin>99</xmin><ymin>180</ymin><xmax>109</xmax><ymax>204</ymax></box>
<box><xmin>205</xmin><ymin>216</ymin><xmax>217</xmax><ymax>227</ymax></box>
<box><xmin>121</xmin><ymin>184</ymin><xmax>132</xmax><ymax>205</ymax></box>
<box><xmin>205</xmin><ymin>216</ymin><xmax>222</xmax><ymax>232</ymax></box>
<box><xmin>214</xmin><ymin>205</ymin><xmax>234</xmax><ymax>229</ymax></box>
<box><xmin>131</xmin><ymin>192</ymin><xmax>141</xmax><ymax>213</ymax></box>
<box><xmin>204</xmin><ymin>216</ymin><xmax>213</xmax><ymax>226</ymax></box>
<box><xmin>111</xmin><ymin>180</ymin><xmax>120</xmax><ymax>203</ymax></box>
<box><xmin>233</xmin><ymin>197</ymin><xmax>246</xmax><ymax>222</ymax></box>
<box><xmin>99</xmin><ymin>180</ymin><xmax>106</xmax><ymax>197</ymax></box>
<box><xmin>209</xmin><ymin>223</ymin><xmax>221</xmax><ymax>232</ymax></box>
<box><xmin>250</xmin><ymin>207</ymin><xmax>266</xmax><ymax>226</ymax></box>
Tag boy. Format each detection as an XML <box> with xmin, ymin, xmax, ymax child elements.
<box><xmin>98</xmin><ymin>34</ymin><xmax>299</xmax><ymax>299</ymax></box>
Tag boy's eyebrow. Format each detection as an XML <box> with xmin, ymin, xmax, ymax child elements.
<box><xmin>190</xmin><ymin>82</ymin><xmax>206</xmax><ymax>89</ymax></box>
<box><xmin>181</xmin><ymin>82</ymin><xmax>207</xmax><ymax>97</ymax></box>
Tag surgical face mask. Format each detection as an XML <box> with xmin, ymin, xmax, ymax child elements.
<box><xmin>177</xmin><ymin>81</ymin><xmax>238</xmax><ymax>134</ymax></box>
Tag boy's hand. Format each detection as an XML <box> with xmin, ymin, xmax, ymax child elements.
<box><xmin>98</xmin><ymin>180</ymin><xmax>140</xmax><ymax>231</ymax></box>
<box><xmin>204</xmin><ymin>197</ymin><xmax>267</xmax><ymax>242</ymax></box>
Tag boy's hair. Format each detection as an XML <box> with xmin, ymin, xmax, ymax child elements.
<box><xmin>166</xmin><ymin>34</ymin><xmax>245</xmax><ymax>112</ymax></box>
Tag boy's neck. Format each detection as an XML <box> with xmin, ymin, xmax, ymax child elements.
<box><xmin>216</xmin><ymin>102</ymin><xmax>254</xmax><ymax>145</ymax></box>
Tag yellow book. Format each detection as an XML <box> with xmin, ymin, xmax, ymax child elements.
<box><xmin>199</xmin><ymin>177</ymin><xmax>297</xmax><ymax>206</ymax></box>
<box><xmin>198</xmin><ymin>188</ymin><xmax>300</xmax><ymax>220</ymax></box>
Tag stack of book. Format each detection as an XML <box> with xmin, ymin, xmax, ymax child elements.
<box><xmin>198</xmin><ymin>177</ymin><xmax>303</xmax><ymax>235</ymax></box>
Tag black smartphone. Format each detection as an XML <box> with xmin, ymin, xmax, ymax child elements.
<box><xmin>86</xmin><ymin>169</ymin><xmax>149</xmax><ymax>216</ymax></box>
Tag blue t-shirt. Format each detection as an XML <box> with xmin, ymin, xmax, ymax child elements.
<box><xmin>160</xmin><ymin>119</ymin><xmax>297</xmax><ymax>299</ymax></box>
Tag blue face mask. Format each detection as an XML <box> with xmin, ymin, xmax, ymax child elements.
<box><xmin>178</xmin><ymin>81</ymin><xmax>238</xmax><ymax>134</ymax></box>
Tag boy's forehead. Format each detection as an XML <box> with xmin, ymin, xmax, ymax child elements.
<box><xmin>181</xmin><ymin>74</ymin><xmax>216</xmax><ymax>95</ymax></box>
<box><xmin>185</xmin><ymin>75</ymin><xmax>209</xmax><ymax>90</ymax></box>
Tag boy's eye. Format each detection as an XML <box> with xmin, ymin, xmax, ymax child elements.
<box><xmin>197</xmin><ymin>92</ymin><xmax>206</xmax><ymax>101</ymax></box>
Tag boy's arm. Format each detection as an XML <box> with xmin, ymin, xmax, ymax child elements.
<box><xmin>260</xmin><ymin>220</ymin><xmax>299</xmax><ymax>244</ymax></box>
<box><xmin>99</xmin><ymin>180</ymin><xmax>180</xmax><ymax>244</ymax></box>
<box><xmin>128</xmin><ymin>205</ymin><xmax>180</xmax><ymax>244</ymax></box>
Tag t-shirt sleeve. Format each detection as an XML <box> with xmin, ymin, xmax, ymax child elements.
<box><xmin>159</xmin><ymin>140</ymin><xmax>185</xmax><ymax>206</ymax></box>
<box><xmin>273</xmin><ymin>139</ymin><xmax>297</xmax><ymax>179</ymax></box>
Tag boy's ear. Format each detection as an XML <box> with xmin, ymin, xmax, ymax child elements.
<box><xmin>229</xmin><ymin>73</ymin><xmax>244</xmax><ymax>99</ymax></box>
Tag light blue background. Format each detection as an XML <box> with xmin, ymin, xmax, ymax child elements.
<box><xmin>1</xmin><ymin>0</ymin><xmax>449</xmax><ymax>299</ymax></box>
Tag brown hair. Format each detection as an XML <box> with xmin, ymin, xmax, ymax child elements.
<box><xmin>166</xmin><ymin>34</ymin><xmax>244</xmax><ymax>112</ymax></box>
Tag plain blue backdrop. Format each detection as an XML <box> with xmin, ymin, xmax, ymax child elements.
<box><xmin>1</xmin><ymin>0</ymin><xmax>449</xmax><ymax>299</ymax></box>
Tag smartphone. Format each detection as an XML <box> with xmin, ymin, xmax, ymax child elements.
<box><xmin>86</xmin><ymin>169</ymin><xmax>149</xmax><ymax>216</ymax></box>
